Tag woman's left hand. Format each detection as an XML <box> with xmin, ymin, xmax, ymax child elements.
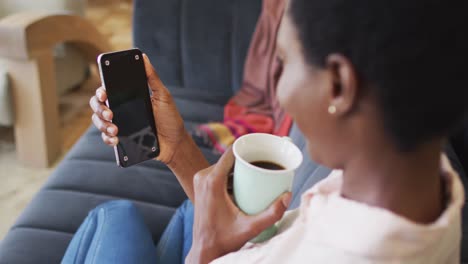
<box><xmin>186</xmin><ymin>148</ymin><xmax>292</xmax><ymax>264</ymax></box>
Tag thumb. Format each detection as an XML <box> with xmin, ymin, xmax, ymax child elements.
<box><xmin>142</xmin><ymin>53</ymin><xmax>164</xmax><ymax>92</ymax></box>
<box><xmin>247</xmin><ymin>192</ymin><xmax>292</xmax><ymax>236</ymax></box>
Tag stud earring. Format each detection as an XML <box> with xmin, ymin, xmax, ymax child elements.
<box><xmin>328</xmin><ymin>105</ymin><xmax>337</xmax><ymax>114</ymax></box>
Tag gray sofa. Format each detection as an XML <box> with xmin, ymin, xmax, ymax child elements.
<box><xmin>0</xmin><ymin>0</ymin><xmax>467</xmax><ymax>263</ymax></box>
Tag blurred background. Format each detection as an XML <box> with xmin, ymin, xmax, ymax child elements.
<box><xmin>0</xmin><ymin>0</ymin><xmax>132</xmax><ymax>240</ymax></box>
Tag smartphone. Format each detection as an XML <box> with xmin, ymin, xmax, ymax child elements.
<box><xmin>97</xmin><ymin>48</ymin><xmax>160</xmax><ymax>167</ymax></box>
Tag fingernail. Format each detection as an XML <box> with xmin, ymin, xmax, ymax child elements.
<box><xmin>110</xmin><ymin>137</ymin><xmax>118</xmax><ymax>145</ymax></box>
<box><xmin>282</xmin><ymin>194</ymin><xmax>292</xmax><ymax>208</ymax></box>
<box><xmin>97</xmin><ymin>90</ymin><xmax>103</xmax><ymax>99</ymax></box>
<box><xmin>103</xmin><ymin>110</ymin><xmax>112</xmax><ymax>120</ymax></box>
<box><xmin>107</xmin><ymin>126</ymin><xmax>116</xmax><ymax>135</ymax></box>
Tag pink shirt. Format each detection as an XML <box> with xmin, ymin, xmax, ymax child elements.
<box><xmin>212</xmin><ymin>155</ymin><xmax>464</xmax><ymax>263</ymax></box>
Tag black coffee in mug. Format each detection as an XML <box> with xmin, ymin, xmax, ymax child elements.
<box><xmin>250</xmin><ymin>160</ymin><xmax>285</xmax><ymax>170</ymax></box>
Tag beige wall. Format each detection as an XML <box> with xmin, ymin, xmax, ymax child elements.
<box><xmin>0</xmin><ymin>0</ymin><xmax>86</xmax><ymax>18</ymax></box>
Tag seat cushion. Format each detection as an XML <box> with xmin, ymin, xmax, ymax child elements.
<box><xmin>133</xmin><ymin>0</ymin><xmax>262</xmax><ymax>94</ymax></box>
<box><xmin>0</xmin><ymin>228</ymin><xmax>73</xmax><ymax>264</ymax></box>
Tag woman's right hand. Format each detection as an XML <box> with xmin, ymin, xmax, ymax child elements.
<box><xmin>89</xmin><ymin>54</ymin><xmax>187</xmax><ymax>165</ymax></box>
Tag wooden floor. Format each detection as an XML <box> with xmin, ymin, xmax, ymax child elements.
<box><xmin>0</xmin><ymin>0</ymin><xmax>132</xmax><ymax>240</ymax></box>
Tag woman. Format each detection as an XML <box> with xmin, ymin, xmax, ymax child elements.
<box><xmin>65</xmin><ymin>0</ymin><xmax>468</xmax><ymax>263</ymax></box>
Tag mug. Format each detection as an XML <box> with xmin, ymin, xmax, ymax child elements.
<box><xmin>232</xmin><ymin>133</ymin><xmax>303</xmax><ymax>242</ymax></box>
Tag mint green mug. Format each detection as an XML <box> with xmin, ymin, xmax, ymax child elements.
<box><xmin>232</xmin><ymin>133</ymin><xmax>303</xmax><ymax>243</ymax></box>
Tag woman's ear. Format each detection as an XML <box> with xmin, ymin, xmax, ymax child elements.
<box><xmin>325</xmin><ymin>54</ymin><xmax>359</xmax><ymax>116</ymax></box>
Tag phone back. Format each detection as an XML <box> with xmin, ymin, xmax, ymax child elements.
<box><xmin>98</xmin><ymin>49</ymin><xmax>160</xmax><ymax>167</ymax></box>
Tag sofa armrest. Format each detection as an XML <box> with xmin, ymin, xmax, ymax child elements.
<box><xmin>0</xmin><ymin>12</ymin><xmax>111</xmax><ymax>167</ymax></box>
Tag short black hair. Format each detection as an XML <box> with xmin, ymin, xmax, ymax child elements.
<box><xmin>289</xmin><ymin>0</ymin><xmax>468</xmax><ymax>151</ymax></box>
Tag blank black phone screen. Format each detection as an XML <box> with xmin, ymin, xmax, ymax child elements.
<box><xmin>99</xmin><ymin>49</ymin><xmax>159</xmax><ymax>167</ymax></box>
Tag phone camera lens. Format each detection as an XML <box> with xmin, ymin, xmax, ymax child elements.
<box><xmin>151</xmin><ymin>147</ymin><xmax>156</xmax><ymax>152</ymax></box>
<box><xmin>105</xmin><ymin>60</ymin><xmax>110</xmax><ymax>66</ymax></box>
<box><xmin>123</xmin><ymin>156</ymin><xmax>128</xmax><ymax>161</ymax></box>
<box><xmin>135</xmin><ymin>55</ymin><xmax>140</xmax><ymax>60</ymax></box>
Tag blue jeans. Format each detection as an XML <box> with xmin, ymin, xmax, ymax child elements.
<box><xmin>62</xmin><ymin>200</ymin><xmax>194</xmax><ymax>264</ymax></box>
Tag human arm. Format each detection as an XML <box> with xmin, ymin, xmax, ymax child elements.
<box><xmin>185</xmin><ymin>149</ymin><xmax>291</xmax><ymax>264</ymax></box>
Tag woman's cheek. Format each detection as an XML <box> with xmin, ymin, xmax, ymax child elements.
<box><xmin>277</xmin><ymin>68</ymin><xmax>301</xmax><ymax>116</ymax></box>
<box><xmin>276</xmin><ymin>74</ymin><xmax>288</xmax><ymax>108</ymax></box>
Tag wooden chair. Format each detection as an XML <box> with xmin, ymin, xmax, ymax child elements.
<box><xmin>0</xmin><ymin>12</ymin><xmax>111</xmax><ymax>167</ymax></box>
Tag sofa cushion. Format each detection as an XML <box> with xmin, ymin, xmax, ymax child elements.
<box><xmin>11</xmin><ymin>190</ymin><xmax>178</xmax><ymax>243</ymax></box>
<box><xmin>133</xmin><ymin>0</ymin><xmax>262</xmax><ymax>94</ymax></box>
<box><xmin>0</xmin><ymin>228</ymin><xmax>73</xmax><ymax>264</ymax></box>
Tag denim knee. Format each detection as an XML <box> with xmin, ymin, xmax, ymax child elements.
<box><xmin>63</xmin><ymin>199</ymin><xmax>156</xmax><ymax>264</ymax></box>
<box><xmin>93</xmin><ymin>200</ymin><xmax>135</xmax><ymax>211</ymax></box>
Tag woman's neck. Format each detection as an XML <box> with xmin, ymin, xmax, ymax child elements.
<box><xmin>340</xmin><ymin>140</ymin><xmax>444</xmax><ymax>224</ymax></box>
